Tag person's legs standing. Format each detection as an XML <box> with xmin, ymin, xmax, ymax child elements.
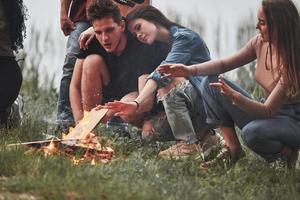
<box><xmin>0</xmin><ymin>57</ymin><xmax>22</xmax><ymax>127</ymax></box>
<box><xmin>56</xmin><ymin>21</ymin><xmax>90</xmax><ymax>128</ymax></box>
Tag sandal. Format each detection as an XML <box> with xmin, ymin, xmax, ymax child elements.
<box><xmin>200</xmin><ymin>146</ymin><xmax>245</xmax><ymax>169</ymax></box>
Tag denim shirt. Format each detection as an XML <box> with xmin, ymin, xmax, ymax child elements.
<box><xmin>148</xmin><ymin>25</ymin><xmax>211</xmax><ymax>95</ymax></box>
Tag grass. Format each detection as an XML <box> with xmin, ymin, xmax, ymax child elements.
<box><xmin>0</xmin><ymin>73</ymin><xmax>300</xmax><ymax>200</ymax></box>
<box><xmin>1</xmin><ymin>22</ymin><xmax>300</xmax><ymax>198</ymax></box>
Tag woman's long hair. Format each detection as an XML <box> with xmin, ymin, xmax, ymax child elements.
<box><xmin>125</xmin><ymin>5</ymin><xmax>180</xmax><ymax>30</ymax></box>
<box><xmin>262</xmin><ymin>0</ymin><xmax>300</xmax><ymax>97</ymax></box>
<box><xmin>2</xmin><ymin>0</ymin><xmax>27</xmax><ymax>51</ymax></box>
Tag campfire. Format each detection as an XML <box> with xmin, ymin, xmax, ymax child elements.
<box><xmin>9</xmin><ymin>108</ymin><xmax>114</xmax><ymax>165</ymax></box>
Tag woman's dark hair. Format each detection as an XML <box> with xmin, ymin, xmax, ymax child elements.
<box><xmin>87</xmin><ymin>0</ymin><xmax>122</xmax><ymax>24</ymax></box>
<box><xmin>2</xmin><ymin>0</ymin><xmax>27</xmax><ymax>51</ymax></box>
<box><xmin>262</xmin><ymin>0</ymin><xmax>300</xmax><ymax>97</ymax></box>
<box><xmin>125</xmin><ymin>5</ymin><xmax>179</xmax><ymax>30</ymax></box>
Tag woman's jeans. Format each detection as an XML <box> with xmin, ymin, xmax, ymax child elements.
<box><xmin>200</xmin><ymin>75</ymin><xmax>300</xmax><ymax>161</ymax></box>
<box><xmin>56</xmin><ymin>21</ymin><xmax>90</xmax><ymax>128</ymax></box>
<box><xmin>162</xmin><ymin>80</ymin><xmax>213</xmax><ymax>144</ymax></box>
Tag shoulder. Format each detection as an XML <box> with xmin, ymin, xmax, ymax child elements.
<box><xmin>171</xmin><ymin>26</ymin><xmax>204</xmax><ymax>46</ymax></box>
<box><xmin>247</xmin><ymin>34</ymin><xmax>265</xmax><ymax>49</ymax></box>
<box><xmin>243</xmin><ymin>34</ymin><xmax>267</xmax><ymax>57</ymax></box>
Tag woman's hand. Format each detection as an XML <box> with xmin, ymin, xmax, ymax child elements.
<box><xmin>157</xmin><ymin>63</ymin><xmax>193</xmax><ymax>77</ymax></box>
<box><xmin>104</xmin><ymin>101</ymin><xmax>138</xmax><ymax>117</ymax></box>
<box><xmin>78</xmin><ymin>27</ymin><xmax>95</xmax><ymax>50</ymax></box>
<box><xmin>209</xmin><ymin>75</ymin><xmax>238</xmax><ymax>100</ymax></box>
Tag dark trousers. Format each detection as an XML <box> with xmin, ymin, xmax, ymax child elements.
<box><xmin>0</xmin><ymin>56</ymin><xmax>22</xmax><ymax>124</ymax></box>
<box><xmin>200</xmin><ymin>75</ymin><xmax>300</xmax><ymax>161</ymax></box>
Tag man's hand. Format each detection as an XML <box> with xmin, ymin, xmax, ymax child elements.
<box><xmin>157</xmin><ymin>63</ymin><xmax>193</xmax><ymax>78</ymax></box>
<box><xmin>60</xmin><ymin>15</ymin><xmax>75</xmax><ymax>36</ymax></box>
<box><xmin>78</xmin><ymin>27</ymin><xmax>95</xmax><ymax>50</ymax></box>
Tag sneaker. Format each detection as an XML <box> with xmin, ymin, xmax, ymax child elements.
<box><xmin>6</xmin><ymin>95</ymin><xmax>23</xmax><ymax>128</ymax></box>
<box><xmin>199</xmin><ymin>130</ymin><xmax>218</xmax><ymax>161</ymax></box>
<box><xmin>200</xmin><ymin>147</ymin><xmax>245</xmax><ymax>169</ymax></box>
<box><xmin>158</xmin><ymin>141</ymin><xmax>200</xmax><ymax>159</ymax></box>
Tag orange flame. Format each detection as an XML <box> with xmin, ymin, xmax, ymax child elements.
<box><xmin>42</xmin><ymin>139</ymin><xmax>58</xmax><ymax>156</ymax></box>
<box><xmin>91</xmin><ymin>158</ymin><xmax>96</xmax><ymax>165</ymax></box>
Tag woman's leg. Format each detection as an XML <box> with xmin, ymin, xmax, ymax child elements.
<box><xmin>241</xmin><ymin>111</ymin><xmax>300</xmax><ymax>162</ymax></box>
<box><xmin>162</xmin><ymin>81</ymin><xmax>199</xmax><ymax>144</ymax></box>
<box><xmin>220</xmin><ymin>126</ymin><xmax>243</xmax><ymax>157</ymax></box>
<box><xmin>200</xmin><ymin>75</ymin><xmax>255</xmax><ymax>158</ymax></box>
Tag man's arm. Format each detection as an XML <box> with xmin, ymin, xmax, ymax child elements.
<box><xmin>60</xmin><ymin>0</ymin><xmax>75</xmax><ymax>36</ymax></box>
<box><xmin>70</xmin><ymin>59</ymin><xmax>84</xmax><ymax>123</ymax></box>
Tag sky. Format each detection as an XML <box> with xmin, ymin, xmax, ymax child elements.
<box><xmin>22</xmin><ymin>0</ymin><xmax>300</xmax><ymax>88</ymax></box>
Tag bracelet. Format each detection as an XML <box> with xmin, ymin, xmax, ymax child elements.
<box><xmin>133</xmin><ymin>100</ymin><xmax>140</xmax><ymax>111</ymax></box>
<box><xmin>191</xmin><ymin>65</ymin><xmax>197</xmax><ymax>76</ymax></box>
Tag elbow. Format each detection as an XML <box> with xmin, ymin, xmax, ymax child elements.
<box><xmin>262</xmin><ymin>108</ymin><xmax>275</xmax><ymax>119</ymax></box>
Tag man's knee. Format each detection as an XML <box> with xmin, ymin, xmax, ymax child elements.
<box><xmin>138</xmin><ymin>74</ymin><xmax>148</xmax><ymax>86</ymax></box>
<box><xmin>82</xmin><ymin>55</ymin><xmax>110</xmax><ymax>84</ymax></box>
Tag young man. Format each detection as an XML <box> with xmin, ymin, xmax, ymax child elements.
<box><xmin>57</xmin><ymin>0</ymin><xmax>150</xmax><ymax>131</ymax></box>
<box><xmin>70</xmin><ymin>0</ymin><xmax>168</xmax><ymax>124</ymax></box>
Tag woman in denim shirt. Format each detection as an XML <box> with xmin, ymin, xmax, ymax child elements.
<box><xmin>106</xmin><ymin>5</ymin><xmax>217</xmax><ymax>159</ymax></box>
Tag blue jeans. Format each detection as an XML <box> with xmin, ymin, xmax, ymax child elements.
<box><xmin>162</xmin><ymin>80</ymin><xmax>214</xmax><ymax>144</ymax></box>
<box><xmin>56</xmin><ymin>21</ymin><xmax>90</xmax><ymax>126</ymax></box>
<box><xmin>200</xmin><ymin>75</ymin><xmax>300</xmax><ymax>161</ymax></box>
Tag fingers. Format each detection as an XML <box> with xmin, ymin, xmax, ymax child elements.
<box><xmin>86</xmin><ymin>35</ymin><xmax>94</xmax><ymax>48</ymax></box>
<box><xmin>114</xmin><ymin>111</ymin><xmax>125</xmax><ymax>117</ymax></box>
<box><xmin>218</xmin><ymin>75</ymin><xmax>226</xmax><ymax>84</ymax></box>
<box><xmin>159</xmin><ymin>73</ymin><xmax>171</xmax><ymax>78</ymax></box>
<box><xmin>209</xmin><ymin>76</ymin><xmax>230</xmax><ymax>95</ymax></box>
<box><xmin>63</xmin><ymin>22</ymin><xmax>75</xmax><ymax>36</ymax></box>
<box><xmin>79</xmin><ymin>35</ymin><xmax>94</xmax><ymax>50</ymax></box>
<box><xmin>157</xmin><ymin>64</ymin><xmax>173</xmax><ymax>74</ymax></box>
<box><xmin>209</xmin><ymin>81</ymin><xmax>225</xmax><ymax>95</ymax></box>
<box><xmin>78</xmin><ymin>27</ymin><xmax>95</xmax><ymax>50</ymax></box>
<box><xmin>209</xmin><ymin>82</ymin><xmax>222</xmax><ymax>87</ymax></box>
<box><xmin>62</xmin><ymin>27</ymin><xmax>72</xmax><ymax>36</ymax></box>
<box><xmin>79</xmin><ymin>34</ymin><xmax>87</xmax><ymax>50</ymax></box>
<box><xmin>94</xmin><ymin>105</ymin><xmax>106</xmax><ymax>110</ymax></box>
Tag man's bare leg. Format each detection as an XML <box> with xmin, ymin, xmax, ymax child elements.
<box><xmin>81</xmin><ymin>54</ymin><xmax>110</xmax><ymax>113</ymax></box>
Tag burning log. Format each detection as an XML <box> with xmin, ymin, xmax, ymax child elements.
<box><xmin>7</xmin><ymin>108</ymin><xmax>115</xmax><ymax>165</ymax></box>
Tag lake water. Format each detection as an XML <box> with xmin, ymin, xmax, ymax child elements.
<box><xmin>23</xmin><ymin>0</ymin><xmax>300</xmax><ymax>88</ymax></box>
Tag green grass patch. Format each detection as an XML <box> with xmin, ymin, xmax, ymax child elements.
<box><xmin>0</xmin><ymin>61</ymin><xmax>300</xmax><ymax>200</ymax></box>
